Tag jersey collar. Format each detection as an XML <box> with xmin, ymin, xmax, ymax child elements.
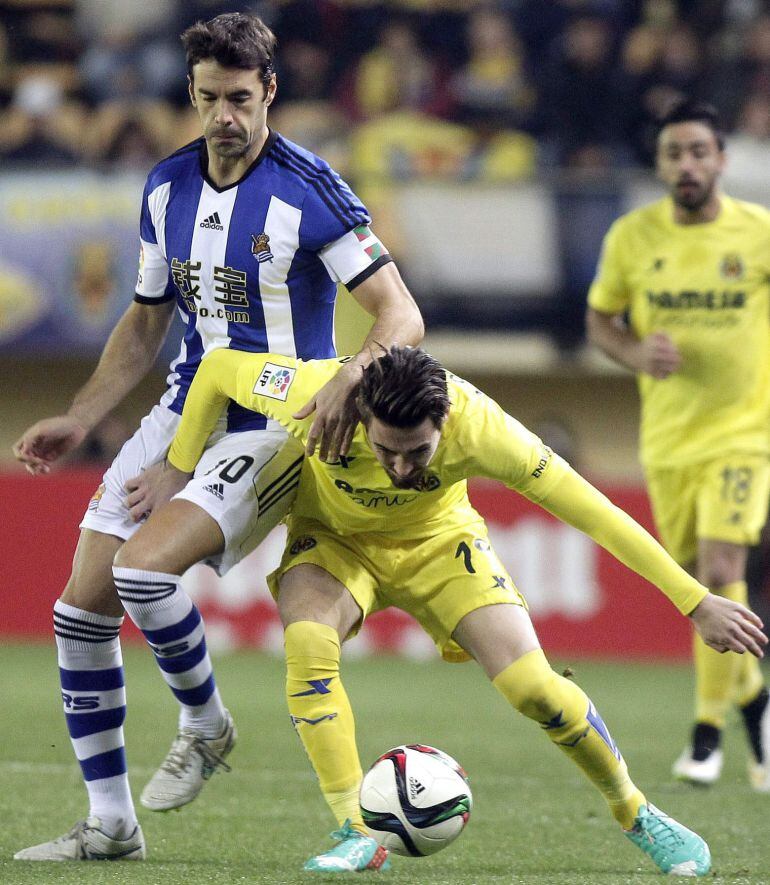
<box><xmin>662</xmin><ymin>193</ymin><xmax>732</xmax><ymax>231</ymax></box>
<box><xmin>199</xmin><ymin>128</ymin><xmax>278</xmax><ymax>193</ymax></box>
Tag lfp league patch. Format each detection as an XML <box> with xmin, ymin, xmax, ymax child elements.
<box><xmin>254</xmin><ymin>362</ymin><xmax>296</xmax><ymax>401</ymax></box>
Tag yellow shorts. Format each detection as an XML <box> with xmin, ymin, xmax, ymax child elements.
<box><xmin>646</xmin><ymin>452</ymin><xmax>770</xmax><ymax>565</ymax></box>
<box><xmin>267</xmin><ymin>517</ymin><xmax>526</xmax><ymax>663</ymax></box>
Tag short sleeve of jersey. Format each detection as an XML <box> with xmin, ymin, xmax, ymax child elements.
<box><xmin>587</xmin><ymin>219</ymin><xmax>631</xmax><ymax>315</ymax></box>
<box><xmin>298</xmin><ymin>167</ymin><xmax>371</xmax><ymax>253</ymax></box>
<box><xmin>135</xmin><ymin>179</ymin><xmax>172</xmax><ymax>304</ymax></box>
<box><xmin>447</xmin><ymin>377</ymin><xmax>565</xmax><ymax>500</ymax></box>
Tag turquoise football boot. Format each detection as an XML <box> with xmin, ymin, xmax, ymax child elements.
<box><xmin>624</xmin><ymin>803</ymin><xmax>711</xmax><ymax>876</ymax></box>
<box><xmin>304</xmin><ymin>820</ymin><xmax>391</xmax><ymax>873</ymax></box>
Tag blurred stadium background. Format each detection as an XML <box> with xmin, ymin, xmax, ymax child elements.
<box><xmin>2</xmin><ymin>0</ymin><xmax>770</xmax><ymax>662</ymax></box>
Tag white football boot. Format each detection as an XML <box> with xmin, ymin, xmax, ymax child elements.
<box><xmin>672</xmin><ymin>747</ymin><xmax>723</xmax><ymax>786</ymax></box>
<box><xmin>141</xmin><ymin>709</ymin><xmax>236</xmax><ymax>811</ymax></box>
<box><xmin>14</xmin><ymin>818</ymin><xmax>145</xmax><ymax>861</ymax></box>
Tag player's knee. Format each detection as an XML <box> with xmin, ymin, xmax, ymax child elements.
<box><xmin>699</xmin><ymin>554</ymin><xmax>743</xmax><ymax>589</ymax></box>
<box><xmin>510</xmin><ymin>669</ymin><xmax>562</xmax><ymax>720</ymax></box>
<box><xmin>284</xmin><ymin>620</ymin><xmax>341</xmax><ymax>670</ymax></box>
<box><xmin>59</xmin><ymin>572</ymin><xmax>122</xmax><ymax>615</ymax></box>
<box><xmin>113</xmin><ymin>533</ymin><xmax>168</xmax><ymax>573</ymax></box>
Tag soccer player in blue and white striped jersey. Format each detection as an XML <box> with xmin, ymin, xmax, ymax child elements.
<box><xmin>13</xmin><ymin>12</ymin><xmax>423</xmax><ymax>862</ymax></box>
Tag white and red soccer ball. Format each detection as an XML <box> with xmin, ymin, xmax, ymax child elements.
<box><xmin>359</xmin><ymin>744</ymin><xmax>472</xmax><ymax>857</ymax></box>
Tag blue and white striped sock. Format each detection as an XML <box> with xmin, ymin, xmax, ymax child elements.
<box><xmin>112</xmin><ymin>566</ymin><xmax>226</xmax><ymax>737</ymax></box>
<box><xmin>53</xmin><ymin>600</ymin><xmax>136</xmax><ymax>838</ymax></box>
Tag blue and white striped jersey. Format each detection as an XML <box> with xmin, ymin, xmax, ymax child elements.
<box><xmin>135</xmin><ymin>130</ymin><xmax>391</xmax><ymax>431</ymax></box>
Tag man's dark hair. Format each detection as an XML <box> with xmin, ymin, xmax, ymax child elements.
<box><xmin>657</xmin><ymin>99</ymin><xmax>725</xmax><ymax>150</ymax></box>
<box><xmin>182</xmin><ymin>13</ymin><xmax>276</xmax><ymax>88</ymax></box>
<box><xmin>357</xmin><ymin>347</ymin><xmax>450</xmax><ymax>430</ymax></box>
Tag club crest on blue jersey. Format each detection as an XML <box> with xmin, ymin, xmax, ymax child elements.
<box><xmin>251</xmin><ymin>232</ymin><xmax>274</xmax><ymax>263</ymax></box>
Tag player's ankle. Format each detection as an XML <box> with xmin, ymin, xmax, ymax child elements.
<box><xmin>691</xmin><ymin>722</ymin><xmax>721</xmax><ymax>761</ymax></box>
<box><xmin>614</xmin><ymin>789</ymin><xmax>646</xmax><ymax>830</ymax></box>
<box><xmin>90</xmin><ymin>814</ymin><xmax>138</xmax><ymax>841</ymax></box>
<box><xmin>179</xmin><ymin>709</ymin><xmax>228</xmax><ymax>739</ymax></box>
<box><xmin>740</xmin><ymin>686</ymin><xmax>769</xmax><ymax>763</ymax></box>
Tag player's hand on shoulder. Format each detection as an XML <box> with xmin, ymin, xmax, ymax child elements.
<box><xmin>293</xmin><ymin>361</ymin><xmax>363</xmax><ymax>462</ymax></box>
<box><xmin>637</xmin><ymin>331</ymin><xmax>682</xmax><ymax>379</ymax></box>
<box><xmin>12</xmin><ymin>415</ymin><xmax>89</xmax><ymax>475</ymax></box>
<box><xmin>125</xmin><ymin>461</ymin><xmax>191</xmax><ymax>522</ymax></box>
<box><xmin>689</xmin><ymin>592</ymin><xmax>768</xmax><ymax>658</ymax></box>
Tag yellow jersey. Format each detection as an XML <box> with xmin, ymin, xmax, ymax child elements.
<box><xmin>588</xmin><ymin>195</ymin><xmax>770</xmax><ymax>469</ymax></box>
<box><xmin>167</xmin><ymin>348</ymin><xmax>709</xmax><ymax>616</ymax></box>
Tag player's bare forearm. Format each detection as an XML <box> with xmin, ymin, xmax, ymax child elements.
<box><xmin>586</xmin><ymin>307</ymin><xmax>681</xmax><ymax>379</ymax></box>
<box><xmin>585</xmin><ymin>307</ymin><xmax>642</xmax><ymax>372</ymax></box>
<box><xmin>349</xmin><ymin>262</ymin><xmax>424</xmax><ymax>368</ymax></box>
<box><xmin>13</xmin><ymin>301</ymin><xmax>174</xmax><ymax>474</ymax></box>
<box><xmin>69</xmin><ymin>301</ymin><xmax>174</xmax><ymax>431</ymax></box>
<box><xmin>296</xmin><ymin>262</ymin><xmax>424</xmax><ymax>460</ymax></box>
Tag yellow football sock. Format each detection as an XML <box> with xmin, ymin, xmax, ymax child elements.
<box><xmin>285</xmin><ymin>620</ymin><xmax>364</xmax><ymax>831</ymax></box>
<box><xmin>326</xmin><ymin>785</ymin><xmax>366</xmax><ymax>834</ymax></box>
<box><xmin>694</xmin><ymin>581</ymin><xmax>759</xmax><ymax>724</ymax></box>
<box><xmin>723</xmin><ymin>581</ymin><xmax>765</xmax><ymax>708</ymax></box>
<box><xmin>736</xmin><ymin>660</ymin><xmax>766</xmax><ymax>710</ymax></box>
<box><xmin>493</xmin><ymin>649</ymin><xmax>645</xmax><ymax>829</ymax></box>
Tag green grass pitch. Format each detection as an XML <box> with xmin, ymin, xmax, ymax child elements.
<box><xmin>0</xmin><ymin>641</ymin><xmax>767</xmax><ymax>884</ymax></box>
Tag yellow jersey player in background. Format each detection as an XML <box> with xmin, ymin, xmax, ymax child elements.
<box><xmin>586</xmin><ymin>98</ymin><xmax>770</xmax><ymax>791</ymax></box>
<box><xmin>154</xmin><ymin>345</ymin><xmax>766</xmax><ymax>876</ymax></box>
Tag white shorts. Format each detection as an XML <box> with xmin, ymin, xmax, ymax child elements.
<box><xmin>80</xmin><ymin>403</ymin><xmax>303</xmax><ymax>575</ymax></box>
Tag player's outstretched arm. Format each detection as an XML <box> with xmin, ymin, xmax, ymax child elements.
<box><xmin>689</xmin><ymin>593</ymin><xmax>767</xmax><ymax>657</ymax></box>
<box><xmin>535</xmin><ymin>462</ymin><xmax>766</xmax><ymax>657</ymax></box>
<box><xmin>13</xmin><ymin>301</ymin><xmax>174</xmax><ymax>475</ymax></box>
<box><xmin>533</xmin><ymin>458</ymin><xmax>707</xmax><ymax>613</ymax></box>
<box><xmin>294</xmin><ymin>262</ymin><xmax>424</xmax><ymax>462</ymax></box>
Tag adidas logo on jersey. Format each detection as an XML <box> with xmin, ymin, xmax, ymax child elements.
<box><xmin>203</xmin><ymin>482</ymin><xmax>225</xmax><ymax>500</ymax></box>
<box><xmin>200</xmin><ymin>212</ymin><xmax>224</xmax><ymax>231</ymax></box>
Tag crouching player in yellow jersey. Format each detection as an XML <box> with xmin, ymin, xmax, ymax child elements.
<box><xmin>162</xmin><ymin>346</ymin><xmax>766</xmax><ymax>876</ymax></box>
<box><xmin>586</xmin><ymin>99</ymin><xmax>770</xmax><ymax>791</ymax></box>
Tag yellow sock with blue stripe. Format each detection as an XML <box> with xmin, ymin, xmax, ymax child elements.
<box><xmin>694</xmin><ymin>581</ymin><xmax>762</xmax><ymax>725</ymax></box>
<box><xmin>493</xmin><ymin>649</ymin><xmax>645</xmax><ymax>829</ymax></box>
<box><xmin>284</xmin><ymin>621</ymin><xmax>365</xmax><ymax>832</ymax></box>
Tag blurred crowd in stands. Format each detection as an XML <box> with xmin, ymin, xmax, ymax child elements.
<box><xmin>1</xmin><ymin>0</ymin><xmax>769</xmax><ymax>180</ymax></box>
